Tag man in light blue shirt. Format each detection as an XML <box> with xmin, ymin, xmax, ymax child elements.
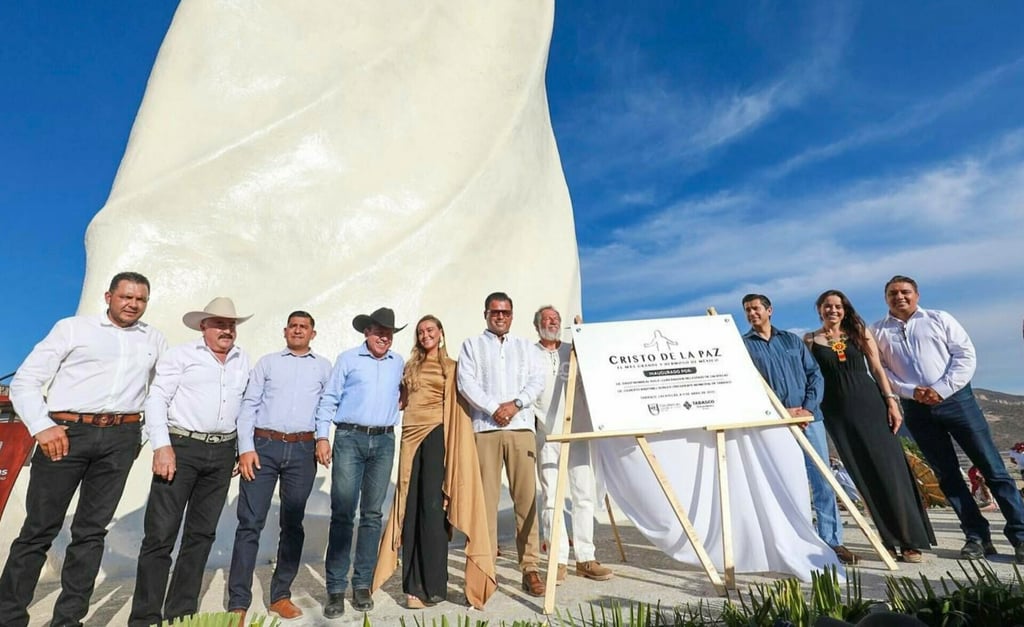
<box><xmin>741</xmin><ymin>293</ymin><xmax>856</xmax><ymax>565</ymax></box>
<box><xmin>313</xmin><ymin>307</ymin><xmax>406</xmax><ymax>618</ymax></box>
<box><xmin>226</xmin><ymin>311</ymin><xmax>331</xmax><ymax>622</ymax></box>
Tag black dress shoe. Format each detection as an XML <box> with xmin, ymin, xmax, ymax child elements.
<box><xmin>960</xmin><ymin>539</ymin><xmax>997</xmax><ymax>559</ymax></box>
<box><xmin>352</xmin><ymin>588</ymin><xmax>374</xmax><ymax>612</ymax></box>
<box><xmin>324</xmin><ymin>592</ymin><xmax>346</xmax><ymax>618</ymax></box>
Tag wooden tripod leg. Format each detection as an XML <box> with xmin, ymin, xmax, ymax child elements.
<box><xmin>715</xmin><ymin>429</ymin><xmax>735</xmax><ymax>588</ymax></box>
<box><xmin>605</xmin><ymin>494</ymin><xmax>627</xmax><ymax>562</ymax></box>
<box><xmin>636</xmin><ymin>436</ymin><xmax>727</xmax><ymax>595</ymax></box>
<box><xmin>788</xmin><ymin>423</ymin><xmax>898</xmax><ymax>570</ymax></box>
<box><xmin>543</xmin><ymin>439</ymin><xmax>572</xmax><ymax>614</ymax></box>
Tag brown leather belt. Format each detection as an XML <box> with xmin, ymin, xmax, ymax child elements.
<box><xmin>253</xmin><ymin>428</ymin><xmax>315</xmax><ymax>443</ymax></box>
<box><xmin>50</xmin><ymin>412</ymin><xmax>141</xmax><ymax>427</ymax></box>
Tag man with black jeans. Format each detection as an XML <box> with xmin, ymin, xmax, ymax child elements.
<box><xmin>314</xmin><ymin>307</ymin><xmax>405</xmax><ymax>618</ymax></box>
<box><xmin>128</xmin><ymin>297</ymin><xmax>252</xmax><ymax>626</ymax></box>
<box><xmin>1</xmin><ymin>272</ymin><xmax>166</xmax><ymax>627</ymax></box>
<box><xmin>226</xmin><ymin>311</ymin><xmax>331</xmax><ymax>623</ymax></box>
<box><xmin>873</xmin><ymin>275</ymin><xmax>1024</xmax><ymax>562</ymax></box>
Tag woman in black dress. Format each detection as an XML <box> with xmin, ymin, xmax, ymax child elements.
<box><xmin>805</xmin><ymin>289</ymin><xmax>935</xmax><ymax>562</ymax></box>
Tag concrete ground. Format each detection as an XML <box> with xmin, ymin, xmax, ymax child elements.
<box><xmin>21</xmin><ymin>505</ymin><xmax>1024</xmax><ymax>626</ymax></box>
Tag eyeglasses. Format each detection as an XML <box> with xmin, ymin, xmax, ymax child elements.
<box><xmin>487</xmin><ymin>310</ymin><xmax>513</xmax><ymax>318</ymax></box>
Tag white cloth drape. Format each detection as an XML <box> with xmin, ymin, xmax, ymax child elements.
<box><xmin>593</xmin><ymin>424</ymin><xmax>843</xmax><ymax>582</ymax></box>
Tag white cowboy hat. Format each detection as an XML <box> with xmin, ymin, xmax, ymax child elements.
<box><xmin>182</xmin><ymin>297</ymin><xmax>253</xmax><ymax>331</ymax></box>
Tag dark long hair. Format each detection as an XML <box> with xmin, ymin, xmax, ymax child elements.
<box><xmin>815</xmin><ymin>290</ymin><xmax>868</xmax><ymax>353</ymax></box>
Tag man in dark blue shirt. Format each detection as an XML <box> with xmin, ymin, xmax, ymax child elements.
<box><xmin>741</xmin><ymin>293</ymin><xmax>857</xmax><ymax>565</ymax></box>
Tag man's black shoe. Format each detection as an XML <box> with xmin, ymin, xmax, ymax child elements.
<box><xmin>352</xmin><ymin>588</ymin><xmax>374</xmax><ymax>612</ymax></box>
<box><xmin>324</xmin><ymin>592</ymin><xmax>346</xmax><ymax>618</ymax></box>
<box><xmin>960</xmin><ymin>540</ymin><xmax>997</xmax><ymax>560</ymax></box>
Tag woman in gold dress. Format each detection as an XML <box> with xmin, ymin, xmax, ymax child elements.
<box><xmin>372</xmin><ymin>315</ymin><xmax>496</xmax><ymax>609</ymax></box>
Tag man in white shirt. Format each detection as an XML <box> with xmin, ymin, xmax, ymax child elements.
<box><xmin>532</xmin><ymin>306</ymin><xmax>612</xmax><ymax>583</ymax></box>
<box><xmin>872</xmin><ymin>275</ymin><xmax>1024</xmax><ymax>563</ymax></box>
<box><xmin>457</xmin><ymin>292</ymin><xmax>547</xmax><ymax>597</ymax></box>
<box><xmin>0</xmin><ymin>272</ymin><xmax>166</xmax><ymax>627</ymax></box>
<box><xmin>129</xmin><ymin>297</ymin><xmax>252</xmax><ymax>627</ymax></box>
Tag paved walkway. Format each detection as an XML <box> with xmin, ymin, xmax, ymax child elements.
<box><xmin>20</xmin><ymin>506</ymin><xmax>1024</xmax><ymax>626</ymax></box>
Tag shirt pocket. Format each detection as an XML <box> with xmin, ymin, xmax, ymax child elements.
<box><xmin>227</xmin><ymin>369</ymin><xmax>250</xmax><ymax>396</ymax></box>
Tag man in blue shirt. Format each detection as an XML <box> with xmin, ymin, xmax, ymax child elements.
<box><xmin>741</xmin><ymin>293</ymin><xmax>857</xmax><ymax>565</ymax></box>
<box><xmin>314</xmin><ymin>307</ymin><xmax>406</xmax><ymax>618</ymax></box>
<box><xmin>226</xmin><ymin>311</ymin><xmax>332</xmax><ymax>623</ymax></box>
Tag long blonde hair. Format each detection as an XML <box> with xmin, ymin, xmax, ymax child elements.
<box><xmin>404</xmin><ymin>314</ymin><xmax>453</xmax><ymax>391</ymax></box>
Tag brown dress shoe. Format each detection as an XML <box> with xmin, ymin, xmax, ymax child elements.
<box><xmin>268</xmin><ymin>597</ymin><xmax>303</xmax><ymax>619</ymax></box>
<box><xmin>228</xmin><ymin>608</ymin><xmax>246</xmax><ymax>626</ymax></box>
<box><xmin>521</xmin><ymin>571</ymin><xmax>546</xmax><ymax>597</ymax></box>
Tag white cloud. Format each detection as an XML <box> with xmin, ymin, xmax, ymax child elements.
<box><xmin>579</xmin><ymin>134</ymin><xmax>1024</xmax><ymax>392</ymax></box>
<box><xmin>761</xmin><ymin>56</ymin><xmax>1024</xmax><ymax>181</ymax></box>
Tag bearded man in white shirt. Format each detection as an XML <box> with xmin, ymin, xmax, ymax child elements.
<box><xmin>532</xmin><ymin>306</ymin><xmax>612</xmax><ymax>584</ymax></box>
<box><xmin>0</xmin><ymin>271</ymin><xmax>167</xmax><ymax>627</ymax></box>
<box><xmin>872</xmin><ymin>275</ymin><xmax>1024</xmax><ymax>564</ymax></box>
<box><xmin>129</xmin><ymin>297</ymin><xmax>252</xmax><ymax>627</ymax></box>
<box><xmin>457</xmin><ymin>291</ymin><xmax>547</xmax><ymax>597</ymax></box>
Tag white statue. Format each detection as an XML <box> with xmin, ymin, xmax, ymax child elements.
<box><xmin>4</xmin><ymin>0</ymin><xmax>580</xmax><ymax>580</ymax></box>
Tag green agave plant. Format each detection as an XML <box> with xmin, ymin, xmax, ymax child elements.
<box><xmin>155</xmin><ymin>612</ymin><xmax>279</xmax><ymax>627</ymax></box>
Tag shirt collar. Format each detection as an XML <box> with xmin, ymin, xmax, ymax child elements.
<box><xmin>194</xmin><ymin>337</ymin><xmax>241</xmax><ymax>359</ymax></box>
<box><xmin>743</xmin><ymin>325</ymin><xmax>776</xmax><ymax>340</ymax></box>
<box><xmin>483</xmin><ymin>328</ymin><xmax>510</xmax><ymax>342</ymax></box>
<box><xmin>882</xmin><ymin>308</ymin><xmax>924</xmax><ymax>326</ymax></box>
<box><xmin>278</xmin><ymin>348</ymin><xmax>316</xmax><ymax>358</ymax></box>
<box><xmin>96</xmin><ymin>312</ymin><xmax>147</xmax><ymax>332</ymax></box>
<box><xmin>357</xmin><ymin>343</ymin><xmax>394</xmax><ymax>360</ymax></box>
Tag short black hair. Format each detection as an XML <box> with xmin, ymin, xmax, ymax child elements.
<box><xmin>884</xmin><ymin>275</ymin><xmax>918</xmax><ymax>293</ymax></box>
<box><xmin>741</xmin><ymin>293</ymin><xmax>771</xmax><ymax>309</ymax></box>
<box><xmin>484</xmin><ymin>291</ymin><xmax>513</xmax><ymax>311</ymax></box>
<box><xmin>108</xmin><ymin>271</ymin><xmax>151</xmax><ymax>292</ymax></box>
<box><xmin>287</xmin><ymin>310</ymin><xmax>315</xmax><ymax>328</ymax></box>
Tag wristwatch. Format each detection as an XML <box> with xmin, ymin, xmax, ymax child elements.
<box><xmin>513</xmin><ymin>398</ymin><xmax>524</xmax><ymax>409</ymax></box>
<box><xmin>884</xmin><ymin>393</ymin><xmax>899</xmax><ymax>400</ymax></box>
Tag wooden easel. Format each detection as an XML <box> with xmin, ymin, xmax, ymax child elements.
<box><xmin>541</xmin><ymin>313</ymin><xmax>897</xmax><ymax>614</ymax></box>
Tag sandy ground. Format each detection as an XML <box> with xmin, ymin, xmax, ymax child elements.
<box><xmin>18</xmin><ymin>504</ymin><xmax>1024</xmax><ymax>626</ymax></box>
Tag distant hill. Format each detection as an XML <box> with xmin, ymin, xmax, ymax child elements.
<box><xmin>975</xmin><ymin>388</ymin><xmax>1024</xmax><ymax>452</ymax></box>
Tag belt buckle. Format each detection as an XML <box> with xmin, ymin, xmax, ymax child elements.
<box><xmin>94</xmin><ymin>414</ymin><xmax>116</xmax><ymax>427</ymax></box>
<box><xmin>207</xmin><ymin>434</ymin><xmax>225</xmax><ymax>444</ymax></box>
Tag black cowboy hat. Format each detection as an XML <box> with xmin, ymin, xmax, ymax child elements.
<box><xmin>352</xmin><ymin>307</ymin><xmax>407</xmax><ymax>333</ymax></box>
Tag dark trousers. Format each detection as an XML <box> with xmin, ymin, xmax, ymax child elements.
<box><xmin>903</xmin><ymin>383</ymin><xmax>1024</xmax><ymax>545</ymax></box>
<box><xmin>0</xmin><ymin>422</ymin><xmax>139</xmax><ymax>627</ymax></box>
<box><xmin>227</xmin><ymin>437</ymin><xmax>316</xmax><ymax>610</ymax></box>
<box><xmin>402</xmin><ymin>425</ymin><xmax>448</xmax><ymax>602</ymax></box>
<box><xmin>325</xmin><ymin>429</ymin><xmax>395</xmax><ymax>593</ymax></box>
<box><xmin>128</xmin><ymin>436</ymin><xmax>236</xmax><ymax>627</ymax></box>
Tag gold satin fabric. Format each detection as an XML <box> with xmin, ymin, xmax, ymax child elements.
<box><xmin>372</xmin><ymin>358</ymin><xmax>497</xmax><ymax>608</ymax></box>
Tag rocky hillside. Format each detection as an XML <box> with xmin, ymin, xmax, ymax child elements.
<box><xmin>976</xmin><ymin>388</ymin><xmax>1024</xmax><ymax>452</ymax></box>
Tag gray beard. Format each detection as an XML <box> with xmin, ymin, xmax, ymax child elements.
<box><xmin>538</xmin><ymin>327</ymin><xmax>560</xmax><ymax>342</ymax></box>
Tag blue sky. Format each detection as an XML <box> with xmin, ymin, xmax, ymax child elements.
<box><xmin>2</xmin><ymin>2</ymin><xmax>1023</xmax><ymax>392</ymax></box>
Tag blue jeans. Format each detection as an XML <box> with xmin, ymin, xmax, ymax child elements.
<box><xmin>804</xmin><ymin>420</ymin><xmax>843</xmax><ymax>547</ymax></box>
<box><xmin>903</xmin><ymin>384</ymin><xmax>1024</xmax><ymax>545</ymax></box>
<box><xmin>325</xmin><ymin>429</ymin><xmax>395</xmax><ymax>593</ymax></box>
<box><xmin>227</xmin><ymin>437</ymin><xmax>316</xmax><ymax>610</ymax></box>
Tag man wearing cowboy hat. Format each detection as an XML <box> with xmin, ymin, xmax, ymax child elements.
<box><xmin>314</xmin><ymin>307</ymin><xmax>406</xmax><ymax>617</ymax></box>
<box><xmin>129</xmin><ymin>297</ymin><xmax>252</xmax><ymax>627</ymax></box>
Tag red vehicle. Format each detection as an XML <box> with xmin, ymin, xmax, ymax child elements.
<box><xmin>0</xmin><ymin>373</ymin><xmax>34</xmax><ymax>521</ymax></box>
